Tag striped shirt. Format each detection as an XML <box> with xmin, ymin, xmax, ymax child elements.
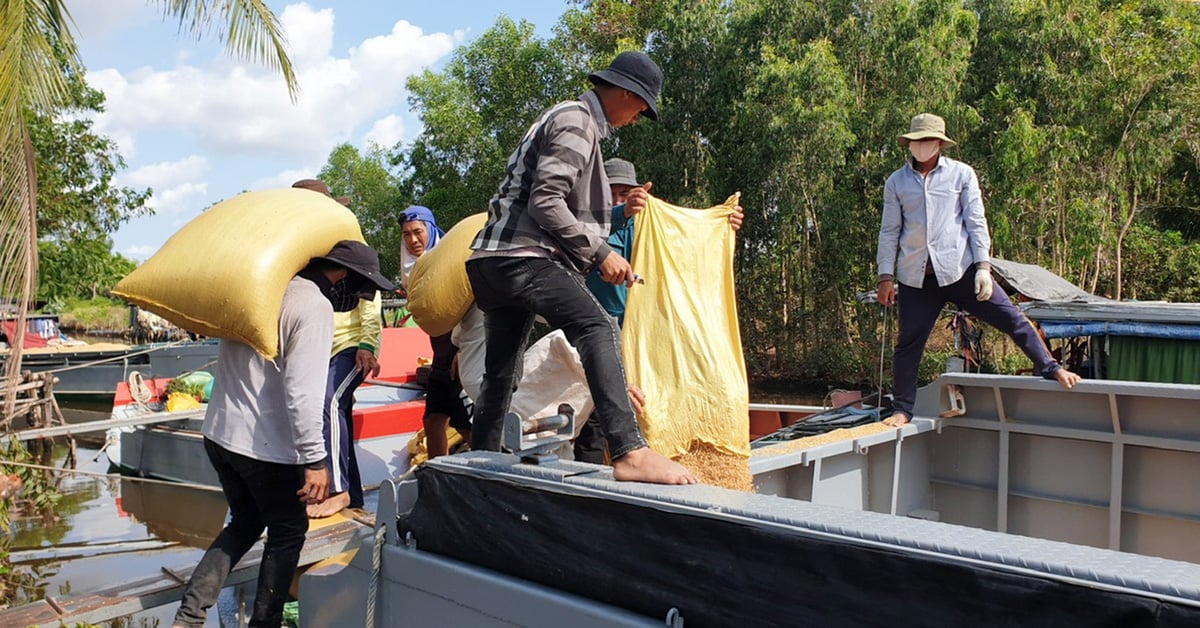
<box><xmin>470</xmin><ymin>90</ymin><xmax>616</xmax><ymax>273</ymax></box>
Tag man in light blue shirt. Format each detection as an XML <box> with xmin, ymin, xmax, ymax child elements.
<box><xmin>876</xmin><ymin>113</ymin><xmax>1080</xmax><ymax>426</ymax></box>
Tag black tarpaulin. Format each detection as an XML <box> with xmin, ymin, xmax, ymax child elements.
<box><xmin>400</xmin><ymin>463</ymin><xmax>1196</xmax><ymax>628</ymax></box>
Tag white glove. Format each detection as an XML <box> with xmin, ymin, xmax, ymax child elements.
<box><xmin>974</xmin><ymin>268</ymin><xmax>993</xmax><ymax>301</ymax></box>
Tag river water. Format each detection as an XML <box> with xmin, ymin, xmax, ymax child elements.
<box><xmin>10</xmin><ymin>387</ymin><xmax>828</xmax><ymax>626</ymax></box>
<box><xmin>10</xmin><ymin>438</ymin><xmax>229</xmax><ymax>626</ymax></box>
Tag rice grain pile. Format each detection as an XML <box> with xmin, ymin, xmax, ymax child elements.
<box><xmin>676</xmin><ymin>442</ymin><xmax>752</xmax><ymax>491</ymax></box>
<box><xmin>750</xmin><ymin>421</ymin><xmax>896</xmax><ymax>458</ymax></box>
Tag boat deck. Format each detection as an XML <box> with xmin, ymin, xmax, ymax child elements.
<box><xmin>0</xmin><ymin>512</ymin><xmax>370</xmax><ymax>627</ymax></box>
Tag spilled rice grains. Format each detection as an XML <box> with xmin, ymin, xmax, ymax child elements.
<box><xmin>675</xmin><ymin>442</ymin><xmax>752</xmax><ymax>492</ymax></box>
<box><xmin>750</xmin><ymin>421</ymin><xmax>896</xmax><ymax>458</ymax></box>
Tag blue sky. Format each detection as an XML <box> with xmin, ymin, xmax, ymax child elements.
<box><xmin>63</xmin><ymin>1</ymin><xmax>572</xmax><ymax>259</ymax></box>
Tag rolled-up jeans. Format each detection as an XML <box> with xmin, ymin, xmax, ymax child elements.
<box><xmin>465</xmin><ymin>256</ymin><xmax>647</xmax><ymax>459</ymax></box>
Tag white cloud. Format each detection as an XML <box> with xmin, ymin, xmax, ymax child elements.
<box><xmin>122</xmin><ymin>244</ymin><xmax>158</xmax><ymax>260</ymax></box>
<box><xmin>86</xmin><ymin>7</ymin><xmax>456</xmax><ymax>166</ymax></box>
<box><xmin>122</xmin><ymin>156</ymin><xmax>210</xmax><ymax>215</ymax></box>
<box><xmin>252</xmin><ymin>167</ymin><xmax>326</xmax><ymax>191</ymax></box>
<box><xmin>363</xmin><ymin>114</ymin><xmax>406</xmax><ymax>149</ymax></box>
<box><xmin>280</xmin><ymin>3</ymin><xmax>335</xmax><ymax>67</ymax></box>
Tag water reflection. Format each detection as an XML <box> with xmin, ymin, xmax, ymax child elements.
<box><xmin>8</xmin><ymin>444</ymin><xmax>229</xmax><ymax>626</ymax></box>
<box><xmin>118</xmin><ymin>477</ymin><xmax>227</xmax><ymax>548</ymax></box>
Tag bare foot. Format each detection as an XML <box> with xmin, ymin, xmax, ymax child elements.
<box><xmin>883</xmin><ymin>411</ymin><xmax>911</xmax><ymax>427</ymax></box>
<box><xmin>611</xmin><ymin>447</ymin><xmax>699</xmax><ymax>485</ymax></box>
<box><xmin>306</xmin><ymin>491</ymin><xmax>350</xmax><ymax>519</ymax></box>
<box><xmin>1053</xmin><ymin>368</ymin><xmax>1081</xmax><ymax>389</ymax></box>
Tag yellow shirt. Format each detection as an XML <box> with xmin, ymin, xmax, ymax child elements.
<box><xmin>331</xmin><ymin>293</ymin><xmax>382</xmax><ymax>357</ymax></box>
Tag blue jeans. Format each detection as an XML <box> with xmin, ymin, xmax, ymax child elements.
<box><xmin>325</xmin><ymin>347</ymin><xmax>364</xmax><ymax>508</ymax></box>
<box><xmin>892</xmin><ymin>270</ymin><xmax>1062</xmax><ymax>416</ymax></box>
<box><xmin>465</xmin><ymin>257</ymin><xmax>647</xmax><ymax>459</ymax></box>
<box><xmin>174</xmin><ymin>439</ymin><xmax>308</xmax><ymax>627</ymax></box>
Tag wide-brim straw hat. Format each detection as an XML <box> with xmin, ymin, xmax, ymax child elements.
<box><xmin>898</xmin><ymin>113</ymin><xmax>957</xmax><ymax>148</ymax></box>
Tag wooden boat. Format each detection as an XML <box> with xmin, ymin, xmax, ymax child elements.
<box><xmin>3</xmin><ymin>314</ymin><xmax>222</xmax><ymax>406</ymax></box>
<box><xmin>299</xmin><ymin>373</ymin><xmax>1200</xmax><ymax>626</ymax></box>
<box><xmin>105</xmin><ymin>327</ymin><xmax>431</xmax><ymax>486</ymax></box>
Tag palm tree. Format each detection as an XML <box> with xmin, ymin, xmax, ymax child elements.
<box><xmin>1</xmin><ymin>0</ymin><xmax>297</xmax><ymax>423</ymax></box>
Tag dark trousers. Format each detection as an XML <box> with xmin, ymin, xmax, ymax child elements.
<box><xmin>174</xmin><ymin>439</ymin><xmax>309</xmax><ymax>628</ymax></box>
<box><xmin>892</xmin><ymin>271</ymin><xmax>1060</xmax><ymax>416</ymax></box>
<box><xmin>325</xmin><ymin>347</ymin><xmax>365</xmax><ymax>508</ymax></box>
<box><xmin>426</xmin><ymin>332</ymin><xmax>473</xmax><ymax>433</ymax></box>
<box><xmin>465</xmin><ymin>257</ymin><xmax>647</xmax><ymax>459</ymax></box>
<box><xmin>574</xmin><ymin>417</ymin><xmax>608</xmax><ymax>463</ymax></box>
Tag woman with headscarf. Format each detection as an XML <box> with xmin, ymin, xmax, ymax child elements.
<box><xmin>399</xmin><ymin>205</ymin><xmax>444</xmax><ymax>289</ymax></box>
<box><xmin>399</xmin><ymin>206</ymin><xmax>471</xmax><ymax>459</ymax></box>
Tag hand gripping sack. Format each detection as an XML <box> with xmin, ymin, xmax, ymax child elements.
<box><xmin>113</xmin><ymin>188</ymin><xmax>365</xmax><ymax>359</ymax></box>
<box><xmin>407</xmin><ymin>213</ymin><xmax>488</xmax><ymax>337</ymax></box>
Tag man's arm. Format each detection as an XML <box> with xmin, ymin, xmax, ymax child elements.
<box><xmin>877</xmin><ymin>176</ymin><xmax>902</xmax><ymax>281</ymax></box>
<box><xmin>876</xmin><ymin>177</ymin><xmax>902</xmax><ymax>306</ymax></box>
<box><xmin>355</xmin><ymin>293</ymin><xmax>382</xmax><ymax>378</ymax></box>
<box><xmin>960</xmin><ymin>166</ymin><xmax>992</xmax><ymax>269</ymax></box>
<box><xmin>280</xmin><ymin>290</ymin><xmax>334</xmax><ymax>466</ymax></box>
<box><xmin>526</xmin><ymin>110</ymin><xmax>612</xmax><ymax>270</ymax></box>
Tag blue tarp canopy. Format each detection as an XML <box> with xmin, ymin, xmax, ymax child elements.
<box><xmin>1039</xmin><ymin>320</ymin><xmax>1200</xmax><ymax>341</ymax></box>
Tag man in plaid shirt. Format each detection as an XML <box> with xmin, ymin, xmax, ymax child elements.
<box><xmin>466</xmin><ymin>51</ymin><xmax>697</xmax><ymax>485</ymax></box>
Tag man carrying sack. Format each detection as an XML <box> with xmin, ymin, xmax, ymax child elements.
<box><xmin>171</xmin><ymin>240</ymin><xmax>394</xmax><ymax>628</ymax></box>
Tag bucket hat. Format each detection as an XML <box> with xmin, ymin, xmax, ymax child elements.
<box><xmin>311</xmin><ymin>240</ymin><xmax>396</xmax><ymax>297</ymax></box>
<box><xmin>604</xmin><ymin>159</ymin><xmax>640</xmax><ymax>187</ymax></box>
<box><xmin>898</xmin><ymin>113</ymin><xmax>957</xmax><ymax>148</ymax></box>
<box><xmin>292</xmin><ymin>178</ymin><xmax>351</xmax><ymax>206</ymax></box>
<box><xmin>588</xmin><ymin>51</ymin><xmax>662</xmax><ymax>121</ymax></box>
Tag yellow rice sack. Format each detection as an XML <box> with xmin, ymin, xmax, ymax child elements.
<box><xmin>622</xmin><ymin>193</ymin><xmax>750</xmax><ymax>488</ymax></box>
<box><xmin>113</xmin><ymin>188</ymin><xmax>364</xmax><ymax>359</ymax></box>
<box><xmin>407</xmin><ymin>213</ymin><xmax>488</xmax><ymax>336</ymax></box>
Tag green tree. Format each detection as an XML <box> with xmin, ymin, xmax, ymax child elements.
<box><xmin>318</xmin><ymin>143</ymin><xmax>408</xmax><ymax>280</ymax></box>
<box><xmin>28</xmin><ymin>75</ymin><xmax>151</xmax><ymax>303</ymax></box>
<box><xmin>1</xmin><ymin>0</ymin><xmax>297</xmax><ymax>440</ymax></box>
<box><xmin>396</xmin><ymin>16</ymin><xmax>580</xmax><ymax>228</ymax></box>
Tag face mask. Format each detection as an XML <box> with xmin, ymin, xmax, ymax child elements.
<box><xmin>909</xmin><ymin>140</ymin><xmax>940</xmax><ymax>163</ymax></box>
<box><xmin>327</xmin><ymin>278</ymin><xmax>362</xmax><ymax>312</ymax></box>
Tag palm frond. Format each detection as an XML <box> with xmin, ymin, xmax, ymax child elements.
<box><xmin>0</xmin><ymin>0</ymin><xmax>78</xmax><ymax>424</ymax></box>
<box><xmin>160</xmin><ymin>0</ymin><xmax>299</xmax><ymax>100</ymax></box>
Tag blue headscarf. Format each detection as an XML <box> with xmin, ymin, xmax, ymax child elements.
<box><xmin>400</xmin><ymin>205</ymin><xmax>445</xmax><ymax>287</ymax></box>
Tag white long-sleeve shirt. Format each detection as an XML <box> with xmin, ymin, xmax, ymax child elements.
<box><xmin>877</xmin><ymin>155</ymin><xmax>991</xmax><ymax>288</ymax></box>
<box><xmin>203</xmin><ymin>276</ymin><xmax>333</xmax><ymax>465</ymax></box>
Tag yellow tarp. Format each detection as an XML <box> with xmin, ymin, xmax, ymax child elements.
<box><xmin>622</xmin><ymin>193</ymin><xmax>750</xmax><ymax>481</ymax></box>
<box><xmin>407</xmin><ymin>213</ymin><xmax>488</xmax><ymax>337</ymax></box>
<box><xmin>113</xmin><ymin>188</ymin><xmax>364</xmax><ymax>359</ymax></box>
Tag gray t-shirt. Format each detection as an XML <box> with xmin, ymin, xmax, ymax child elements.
<box><xmin>203</xmin><ymin>276</ymin><xmax>333</xmax><ymax>465</ymax></box>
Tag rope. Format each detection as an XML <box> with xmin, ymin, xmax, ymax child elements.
<box><xmin>43</xmin><ymin>339</ymin><xmax>191</xmax><ymax>375</ymax></box>
<box><xmin>128</xmin><ymin>371</ymin><xmax>154</xmax><ymax>408</ymax></box>
<box><xmin>0</xmin><ymin>459</ymin><xmax>223</xmax><ymax>492</ymax></box>
<box><xmin>366</xmin><ymin>524</ymin><xmax>387</xmax><ymax>628</ymax></box>
<box><xmin>878</xmin><ymin>303</ymin><xmax>889</xmax><ymax>410</ymax></box>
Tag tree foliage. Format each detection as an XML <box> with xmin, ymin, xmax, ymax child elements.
<box><xmin>318</xmin><ymin>143</ymin><xmax>409</xmax><ymax>281</ymax></box>
<box><xmin>396</xmin><ymin>17</ymin><xmax>582</xmax><ymax>230</ymax></box>
<box><xmin>372</xmin><ymin>0</ymin><xmax>1200</xmax><ymax>385</ymax></box>
<box><xmin>29</xmin><ymin>76</ymin><xmax>151</xmax><ymax>304</ymax></box>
